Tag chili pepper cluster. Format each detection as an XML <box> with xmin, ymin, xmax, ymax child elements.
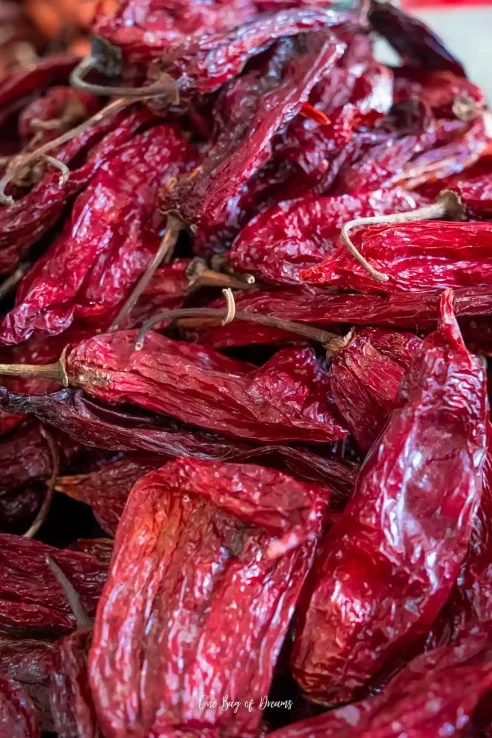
<box><xmin>0</xmin><ymin>0</ymin><xmax>492</xmax><ymax>736</ymax></box>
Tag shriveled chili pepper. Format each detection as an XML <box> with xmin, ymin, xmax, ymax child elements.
<box><xmin>148</xmin><ymin>7</ymin><xmax>353</xmax><ymax>99</ymax></box>
<box><xmin>0</xmin><ymin>676</ymin><xmax>40</xmax><ymax>738</ymax></box>
<box><xmin>0</xmin><ymin>535</ymin><xmax>107</xmax><ymax>638</ymax></box>
<box><xmin>302</xmin><ymin>221</ymin><xmax>492</xmax><ymax>293</ymax></box>
<box><xmin>0</xmin><ymin>637</ymin><xmax>54</xmax><ymax>733</ymax></box>
<box><xmin>0</xmin><ymin>106</ymin><xmax>152</xmax><ymax>275</ymax></box>
<box><xmin>0</xmin><ymin>125</ymin><xmax>196</xmax><ymax>345</ymax></box>
<box><xmin>56</xmin><ymin>453</ymin><xmax>165</xmax><ymax>536</ymax></box>
<box><xmin>68</xmin><ymin>538</ymin><xmax>114</xmax><ymax>564</ymax></box>
<box><xmin>195</xmin><ymin>285</ymin><xmax>492</xmax><ymax>348</ymax></box>
<box><xmin>272</xmin><ymin>628</ymin><xmax>492</xmax><ymax>737</ymax></box>
<box><xmin>369</xmin><ymin>0</ymin><xmax>466</xmax><ymax>77</ymax></box>
<box><xmin>393</xmin><ymin>67</ymin><xmax>485</xmax><ymax>121</ymax></box>
<box><xmin>292</xmin><ymin>291</ymin><xmax>488</xmax><ymax>704</ymax></box>
<box><xmin>230</xmin><ymin>188</ymin><xmax>425</xmax><ymax>285</ymax></box>
<box><xmin>162</xmin><ymin>32</ymin><xmax>345</xmax><ymax>252</ymax></box>
<box><xmin>328</xmin><ymin>327</ymin><xmax>423</xmax><ymax>449</ymax></box>
<box><xmin>89</xmin><ymin>459</ymin><xmax>330</xmax><ymax>738</ymax></box>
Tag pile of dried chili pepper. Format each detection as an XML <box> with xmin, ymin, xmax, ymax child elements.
<box><xmin>1</xmin><ymin>1</ymin><xmax>492</xmax><ymax>736</ymax></box>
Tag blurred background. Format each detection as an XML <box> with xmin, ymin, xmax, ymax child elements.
<box><xmin>0</xmin><ymin>0</ymin><xmax>490</xmax><ymax>99</ymax></box>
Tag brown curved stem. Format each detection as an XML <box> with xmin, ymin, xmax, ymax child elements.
<box><xmin>341</xmin><ymin>190</ymin><xmax>466</xmax><ymax>282</ymax></box>
<box><xmin>43</xmin><ymin>155</ymin><xmax>70</xmax><ymax>186</ymax></box>
<box><xmin>24</xmin><ymin>429</ymin><xmax>59</xmax><ymax>539</ymax></box>
<box><xmin>0</xmin><ymin>97</ymin><xmax>131</xmax><ymax>205</ymax></box>
<box><xmin>135</xmin><ymin>306</ymin><xmax>337</xmax><ymax>351</ymax></box>
<box><xmin>110</xmin><ymin>213</ymin><xmax>185</xmax><ymax>331</ymax></box>
<box><xmin>0</xmin><ymin>346</ymin><xmax>69</xmax><ymax>386</ymax></box>
<box><xmin>45</xmin><ymin>556</ymin><xmax>92</xmax><ymax>629</ymax></box>
<box><xmin>186</xmin><ymin>258</ymin><xmax>255</xmax><ymax>294</ymax></box>
<box><xmin>71</xmin><ymin>54</ymin><xmax>179</xmax><ymax>101</ymax></box>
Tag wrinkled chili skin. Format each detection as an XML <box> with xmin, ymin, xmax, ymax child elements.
<box><xmin>369</xmin><ymin>1</ymin><xmax>465</xmax><ymax>77</ymax></box>
<box><xmin>0</xmin><ymin>677</ymin><xmax>40</xmax><ymax>738</ymax></box>
<box><xmin>50</xmin><ymin>629</ymin><xmax>98</xmax><ymax>738</ymax></box>
<box><xmin>89</xmin><ymin>459</ymin><xmax>328</xmax><ymax>738</ymax></box>
<box><xmin>56</xmin><ymin>454</ymin><xmax>165</xmax><ymax>536</ymax></box>
<box><xmin>0</xmin><ymin>388</ymin><xmax>356</xmax><ymax>494</ymax></box>
<box><xmin>329</xmin><ymin>328</ymin><xmax>423</xmax><ymax>450</ymax></box>
<box><xmin>302</xmin><ymin>222</ymin><xmax>492</xmax><ymax>293</ymax></box>
<box><xmin>152</xmin><ymin>7</ymin><xmax>353</xmax><ymax>97</ymax></box>
<box><xmin>66</xmin><ymin>331</ymin><xmax>348</xmax><ymax>443</ymax></box>
<box><xmin>272</xmin><ymin>630</ymin><xmax>492</xmax><ymax>737</ymax></box>
<box><xmin>0</xmin><ymin>535</ymin><xmax>107</xmax><ymax>638</ymax></box>
<box><xmin>230</xmin><ymin>188</ymin><xmax>425</xmax><ymax>285</ymax></box>
<box><xmin>0</xmin><ymin>107</ymin><xmax>153</xmax><ymax>278</ymax></box>
<box><xmin>0</xmin><ymin>638</ymin><xmax>53</xmax><ymax>733</ymax></box>
<box><xmin>0</xmin><ymin>125</ymin><xmax>196</xmax><ymax>345</ymax></box>
<box><xmin>164</xmin><ymin>32</ymin><xmax>345</xmax><ymax>252</ymax></box>
<box><xmin>68</xmin><ymin>538</ymin><xmax>114</xmax><ymax>564</ymax></box>
<box><xmin>292</xmin><ymin>293</ymin><xmax>488</xmax><ymax>704</ymax></box>
<box><xmin>197</xmin><ymin>285</ymin><xmax>492</xmax><ymax>348</ymax></box>
<box><xmin>457</xmin><ymin>174</ymin><xmax>492</xmax><ymax>220</ymax></box>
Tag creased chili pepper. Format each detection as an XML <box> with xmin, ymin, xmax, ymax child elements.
<box><xmin>230</xmin><ymin>188</ymin><xmax>425</xmax><ymax>285</ymax></box>
<box><xmin>328</xmin><ymin>327</ymin><xmax>423</xmax><ymax>450</ymax></box>
<box><xmin>195</xmin><ymin>285</ymin><xmax>492</xmax><ymax>348</ymax></box>
<box><xmin>0</xmin><ymin>125</ymin><xmax>196</xmax><ymax>345</ymax></box>
<box><xmin>456</xmin><ymin>173</ymin><xmax>492</xmax><ymax>220</ymax></box>
<box><xmin>149</xmin><ymin>7</ymin><xmax>353</xmax><ymax>98</ymax></box>
<box><xmin>163</xmin><ymin>32</ymin><xmax>345</xmax><ymax>252</ymax></box>
<box><xmin>0</xmin><ymin>676</ymin><xmax>40</xmax><ymax>738</ymax></box>
<box><xmin>302</xmin><ymin>220</ymin><xmax>492</xmax><ymax>293</ymax></box>
<box><xmin>93</xmin><ymin>0</ymin><xmax>257</xmax><ymax>66</ymax></box>
<box><xmin>369</xmin><ymin>0</ymin><xmax>466</xmax><ymax>77</ymax></box>
<box><xmin>291</xmin><ymin>291</ymin><xmax>488</xmax><ymax>704</ymax></box>
<box><xmin>0</xmin><ymin>535</ymin><xmax>107</xmax><ymax>638</ymax></box>
<box><xmin>50</xmin><ymin>628</ymin><xmax>97</xmax><ymax>738</ymax></box>
<box><xmin>59</xmin><ymin>331</ymin><xmax>348</xmax><ymax>443</ymax></box>
<box><xmin>0</xmin><ymin>637</ymin><xmax>53</xmax><ymax>733</ymax></box>
<box><xmin>0</xmin><ymin>106</ymin><xmax>152</xmax><ymax>276</ymax></box>
<box><xmin>272</xmin><ymin>629</ymin><xmax>492</xmax><ymax>737</ymax></box>
<box><xmin>89</xmin><ymin>459</ymin><xmax>330</xmax><ymax>738</ymax></box>
<box><xmin>56</xmin><ymin>453</ymin><xmax>165</xmax><ymax>536</ymax></box>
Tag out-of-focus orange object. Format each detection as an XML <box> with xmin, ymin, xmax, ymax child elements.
<box><xmin>25</xmin><ymin>0</ymin><xmax>98</xmax><ymax>39</ymax></box>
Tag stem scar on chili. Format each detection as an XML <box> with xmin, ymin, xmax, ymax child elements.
<box><xmin>341</xmin><ymin>190</ymin><xmax>467</xmax><ymax>282</ymax></box>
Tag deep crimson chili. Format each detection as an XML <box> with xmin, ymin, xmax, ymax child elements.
<box><xmin>302</xmin><ymin>221</ymin><xmax>492</xmax><ymax>293</ymax></box>
<box><xmin>89</xmin><ymin>459</ymin><xmax>330</xmax><ymax>738</ymax></box>
<box><xmin>56</xmin><ymin>453</ymin><xmax>165</xmax><ymax>536</ymax></box>
<box><xmin>0</xmin><ymin>677</ymin><xmax>40</xmax><ymax>738</ymax></box>
<box><xmin>292</xmin><ymin>292</ymin><xmax>488</xmax><ymax>704</ymax></box>
<box><xmin>230</xmin><ymin>188</ymin><xmax>425</xmax><ymax>285</ymax></box>
<box><xmin>0</xmin><ymin>638</ymin><xmax>53</xmax><ymax>732</ymax></box>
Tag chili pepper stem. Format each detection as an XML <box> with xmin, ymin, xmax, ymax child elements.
<box><xmin>186</xmin><ymin>258</ymin><xmax>256</xmax><ymax>294</ymax></box>
<box><xmin>135</xmin><ymin>304</ymin><xmax>338</xmax><ymax>351</ymax></box>
<box><xmin>24</xmin><ymin>429</ymin><xmax>59</xmax><ymax>539</ymax></box>
<box><xmin>341</xmin><ymin>190</ymin><xmax>466</xmax><ymax>282</ymax></box>
<box><xmin>71</xmin><ymin>54</ymin><xmax>179</xmax><ymax>102</ymax></box>
<box><xmin>0</xmin><ymin>97</ymin><xmax>131</xmax><ymax>206</ymax></box>
<box><xmin>110</xmin><ymin>212</ymin><xmax>186</xmax><ymax>331</ymax></box>
<box><xmin>45</xmin><ymin>555</ymin><xmax>92</xmax><ymax>629</ymax></box>
<box><xmin>0</xmin><ymin>346</ymin><xmax>69</xmax><ymax>386</ymax></box>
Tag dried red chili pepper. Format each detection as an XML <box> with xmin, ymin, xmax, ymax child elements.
<box><xmin>328</xmin><ymin>327</ymin><xmax>423</xmax><ymax>449</ymax></box>
<box><xmin>230</xmin><ymin>188</ymin><xmax>425</xmax><ymax>285</ymax></box>
<box><xmin>0</xmin><ymin>125</ymin><xmax>196</xmax><ymax>345</ymax></box>
<box><xmin>195</xmin><ymin>285</ymin><xmax>492</xmax><ymax>348</ymax></box>
<box><xmin>272</xmin><ymin>629</ymin><xmax>492</xmax><ymax>737</ymax></box>
<box><xmin>369</xmin><ymin>0</ymin><xmax>466</xmax><ymax>77</ymax></box>
<box><xmin>56</xmin><ymin>453</ymin><xmax>165</xmax><ymax>536</ymax></box>
<box><xmin>0</xmin><ymin>535</ymin><xmax>107</xmax><ymax>638</ymax></box>
<box><xmin>89</xmin><ymin>459</ymin><xmax>330</xmax><ymax>738</ymax></box>
<box><xmin>393</xmin><ymin>68</ymin><xmax>485</xmax><ymax>121</ymax></box>
<box><xmin>162</xmin><ymin>32</ymin><xmax>345</xmax><ymax>252</ymax></box>
<box><xmin>50</xmin><ymin>628</ymin><xmax>97</xmax><ymax>738</ymax></box>
<box><xmin>456</xmin><ymin>173</ymin><xmax>492</xmax><ymax>220</ymax></box>
<box><xmin>302</xmin><ymin>221</ymin><xmax>492</xmax><ymax>293</ymax></box>
<box><xmin>0</xmin><ymin>676</ymin><xmax>40</xmax><ymax>738</ymax></box>
<box><xmin>0</xmin><ymin>106</ymin><xmax>152</xmax><ymax>276</ymax></box>
<box><xmin>149</xmin><ymin>7</ymin><xmax>353</xmax><ymax>98</ymax></box>
<box><xmin>68</xmin><ymin>539</ymin><xmax>114</xmax><ymax>564</ymax></box>
<box><xmin>292</xmin><ymin>291</ymin><xmax>488</xmax><ymax>704</ymax></box>
<box><xmin>0</xmin><ymin>637</ymin><xmax>53</xmax><ymax>732</ymax></box>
